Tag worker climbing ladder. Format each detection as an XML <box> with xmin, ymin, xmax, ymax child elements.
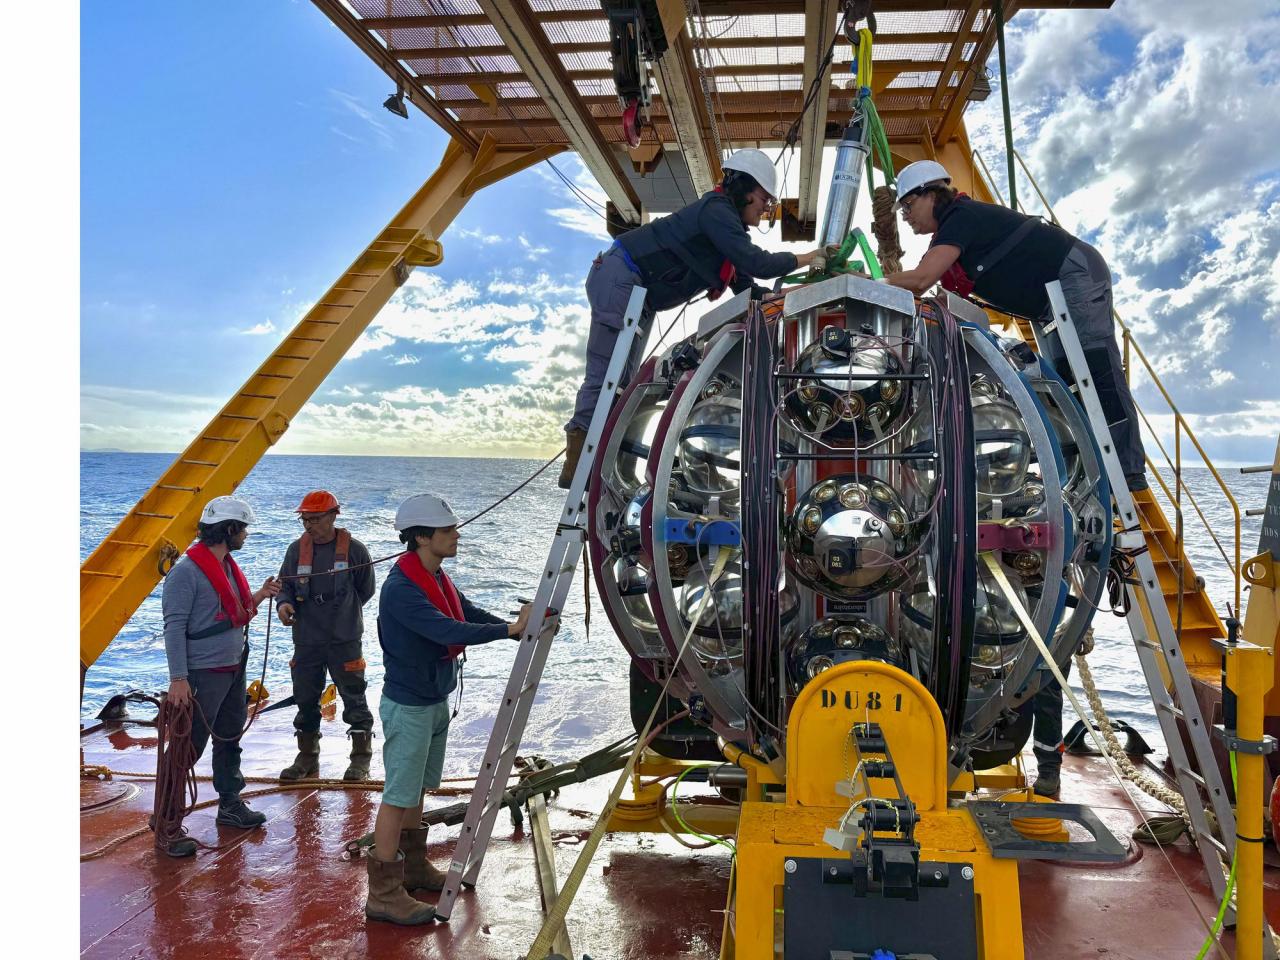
<box><xmin>1038</xmin><ymin>282</ymin><xmax>1266</xmax><ymax>950</ymax></box>
<box><xmin>434</xmin><ymin>285</ymin><xmax>649</xmax><ymax>922</ymax></box>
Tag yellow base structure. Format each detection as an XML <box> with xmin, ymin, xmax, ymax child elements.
<box><xmin>733</xmin><ymin>804</ymin><xmax>1023</xmax><ymax>960</ymax></box>
<box><xmin>728</xmin><ymin>660</ymin><xmax>1025</xmax><ymax>960</ymax></box>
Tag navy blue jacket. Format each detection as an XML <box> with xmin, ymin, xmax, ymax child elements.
<box><xmin>617</xmin><ymin>191</ymin><xmax>798</xmax><ymax>311</ymax></box>
<box><xmin>377</xmin><ymin>565</ymin><xmax>507</xmax><ymax>706</ymax></box>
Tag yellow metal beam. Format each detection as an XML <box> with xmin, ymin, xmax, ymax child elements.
<box><xmin>652</xmin><ymin>26</ymin><xmax>722</xmax><ymax>195</ymax></box>
<box><xmin>935</xmin><ymin>2</ymin><xmax>1025</xmax><ymax>146</ymax></box>
<box><xmin>79</xmin><ymin>135</ymin><xmax>555</xmax><ymax>674</ymax></box>
<box><xmin>474</xmin><ymin>0</ymin><xmax>643</xmax><ymax>221</ymax></box>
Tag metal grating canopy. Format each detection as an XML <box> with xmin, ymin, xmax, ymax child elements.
<box><xmin>314</xmin><ymin>1</ymin><xmax>1114</xmax><ymax>222</ymax></box>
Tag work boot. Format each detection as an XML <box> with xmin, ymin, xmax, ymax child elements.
<box><xmin>151</xmin><ymin>819</ymin><xmax>197</xmax><ymax>858</ymax></box>
<box><xmin>401</xmin><ymin>826</ymin><xmax>447</xmax><ymax>892</ymax></box>
<box><xmin>280</xmin><ymin>731</ymin><xmax>321</xmax><ymax>781</ymax></box>
<box><xmin>344</xmin><ymin>730</ymin><xmax>374</xmax><ymax>782</ymax></box>
<box><xmin>216</xmin><ymin>797</ymin><xmax>267</xmax><ymax>829</ymax></box>
<box><xmin>1033</xmin><ymin>768</ymin><xmax>1061</xmax><ymax>798</ymax></box>
<box><xmin>557</xmin><ymin>428</ymin><xmax>588</xmax><ymax>489</ymax></box>
<box><xmin>365</xmin><ymin>849</ymin><xmax>436</xmax><ymax>925</ymax></box>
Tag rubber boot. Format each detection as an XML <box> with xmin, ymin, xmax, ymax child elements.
<box><xmin>365</xmin><ymin>849</ymin><xmax>435</xmax><ymax>925</ymax></box>
<box><xmin>1033</xmin><ymin>767</ymin><xmax>1061</xmax><ymax>798</ymax></box>
<box><xmin>401</xmin><ymin>826</ymin><xmax>447</xmax><ymax>892</ymax></box>
<box><xmin>557</xmin><ymin>428</ymin><xmax>588</xmax><ymax>489</ymax></box>
<box><xmin>344</xmin><ymin>731</ymin><xmax>374</xmax><ymax>782</ymax></box>
<box><xmin>280</xmin><ymin>731</ymin><xmax>321</xmax><ymax>781</ymax></box>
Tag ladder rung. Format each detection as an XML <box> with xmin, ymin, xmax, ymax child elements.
<box><xmin>316</xmin><ymin>302</ymin><xmax>354</xmax><ymax>309</ymax></box>
<box><xmin>306</xmin><ymin>319</ymin><xmax>341</xmax><ymax>326</ymax></box>
<box><xmin>287</xmin><ymin>336</ymin><xmax>325</xmax><ymax>343</ymax></box>
<box><xmin>1175</xmin><ymin>766</ymin><xmax>1208</xmax><ymax>789</ymax></box>
<box><xmin>1156</xmin><ymin>701</ymin><xmax>1184</xmax><ymax>719</ymax></box>
<box><xmin>256</xmin><ymin>373</ymin><xmax>292</xmax><ymax>379</ymax></box>
<box><xmin>238</xmin><ymin>393</ymin><xmax>278</xmax><ymax>400</ymax></box>
<box><xmin>181</xmin><ymin>458</ymin><xmax>218</xmax><ymax>467</ymax></box>
<box><xmin>1136</xmin><ymin>638</ymin><xmax>1162</xmax><ymax>651</ymax></box>
<box><xmin>201</xmin><ymin>436</ymin><xmax>239</xmax><ymax>443</ymax></box>
<box><xmin>106</xmin><ymin>539</ymin><xmax>150</xmax><ymax>548</ymax></box>
<box><xmin>157</xmin><ymin>485</ymin><xmax>198</xmax><ymax>492</ymax></box>
<box><xmin>1202</xmin><ymin>833</ymin><xmax>1230</xmax><ymax>856</ymax></box>
<box><xmin>330</xmin><ymin>286</ymin><xmax>370</xmax><ymax>294</ymax></box>
<box><xmin>82</xmin><ymin>569</ymin><xmax>123</xmax><ymax>578</ymax></box>
<box><xmin>275</xmin><ymin>354</ymin><xmax>310</xmax><ymax>361</ymax></box>
<box><xmin>219</xmin><ymin>414</ymin><xmax>256</xmax><ymax>422</ymax></box>
<box><xmin>135</xmin><ymin>512</ymin><xmax>175</xmax><ymax>519</ymax></box>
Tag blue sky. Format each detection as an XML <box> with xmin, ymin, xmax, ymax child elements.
<box><xmin>80</xmin><ymin>1</ymin><xmax>1280</xmax><ymax>463</ymax></box>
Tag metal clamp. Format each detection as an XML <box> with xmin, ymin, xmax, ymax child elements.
<box><xmin>1212</xmin><ymin>725</ymin><xmax>1278</xmax><ymax>756</ymax></box>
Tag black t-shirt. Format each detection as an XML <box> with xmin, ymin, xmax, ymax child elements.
<box><xmin>931</xmin><ymin>196</ymin><xmax>1075</xmax><ymax>319</ymax></box>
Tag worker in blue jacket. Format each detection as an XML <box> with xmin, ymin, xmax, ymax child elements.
<box><xmin>559</xmin><ymin>148</ymin><xmax>832</xmax><ymax>487</ymax></box>
<box><xmin>363</xmin><ymin>493</ymin><xmax>531</xmax><ymax>926</ymax></box>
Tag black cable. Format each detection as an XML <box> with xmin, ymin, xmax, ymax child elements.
<box><xmin>543</xmin><ymin>159</ymin><xmax>635</xmax><ymax>234</ymax></box>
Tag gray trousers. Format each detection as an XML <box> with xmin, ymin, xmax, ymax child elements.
<box><xmin>567</xmin><ymin>247</ymin><xmax>656</xmax><ymax>432</ymax></box>
<box><xmin>188</xmin><ymin>648</ymin><xmax>249</xmax><ymax>802</ymax></box>
<box><xmin>1031</xmin><ymin>660</ymin><xmax>1071</xmax><ymax>774</ymax></box>
<box><xmin>1041</xmin><ymin>241</ymin><xmax>1148</xmax><ymax>487</ymax></box>
<box><xmin>289</xmin><ymin>624</ymin><xmax>373</xmax><ymax>735</ymax></box>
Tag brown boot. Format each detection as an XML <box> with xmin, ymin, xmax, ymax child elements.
<box><xmin>280</xmin><ymin>731</ymin><xmax>320</xmax><ymax>781</ymax></box>
<box><xmin>364</xmin><ymin>849</ymin><xmax>435</xmax><ymax>925</ymax></box>
<box><xmin>557</xmin><ymin>428</ymin><xmax>588</xmax><ymax>489</ymax></box>
<box><xmin>401</xmin><ymin>826</ymin><xmax>447</xmax><ymax>892</ymax></box>
<box><xmin>343</xmin><ymin>731</ymin><xmax>373</xmax><ymax>781</ymax></box>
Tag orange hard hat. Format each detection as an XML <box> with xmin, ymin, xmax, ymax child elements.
<box><xmin>296</xmin><ymin>490</ymin><xmax>340</xmax><ymax>514</ymax></box>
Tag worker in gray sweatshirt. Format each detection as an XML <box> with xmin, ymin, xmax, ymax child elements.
<box><xmin>159</xmin><ymin>495</ymin><xmax>281</xmax><ymax>857</ymax></box>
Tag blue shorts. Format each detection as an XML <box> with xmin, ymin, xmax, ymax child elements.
<box><xmin>379</xmin><ymin>693</ymin><xmax>451</xmax><ymax>807</ymax></box>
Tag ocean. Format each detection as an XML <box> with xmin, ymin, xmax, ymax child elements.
<box><xmin>80</xmin><ymin>452</ymin><xmax>1274</xmax><ymax>757</ymax></box>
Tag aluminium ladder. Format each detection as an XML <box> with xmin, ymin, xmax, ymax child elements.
<box><xmin>1039</xmin><ymin>282</ymin><xmax>1263</xmax><ymax>947</ymax></box>
<box><xmin>434</xmin><ymin>284</ymin><xmax>650</xmax><ymax>922</ymax></box>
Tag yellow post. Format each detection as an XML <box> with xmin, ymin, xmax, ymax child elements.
<box><xmin>1223</xmin><ymin>641</ymin><xmax>1275</xmax><ymax>960</ymax></box>
<box><xmin>1233</xmin><ymin>434</ymin><xmax>1280</xmax><ymax>958</ymax></box>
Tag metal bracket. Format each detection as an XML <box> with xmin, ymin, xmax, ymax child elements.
<box><xmin>968</xmin><ymin>800</ymin><xmax>1128</xmax><ymax>862</ymax></box>
<box><xmin>1213</xmin><ymin>725</ymin><xmax>1279</xmax><ymax>756</ymax></box>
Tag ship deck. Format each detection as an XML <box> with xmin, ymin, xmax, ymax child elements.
<box><xmin>81</xmin><ymin>701</ymin><xmax>1280</xmax><ymax>959</ymax></box>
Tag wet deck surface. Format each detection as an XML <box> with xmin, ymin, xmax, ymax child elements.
<box><xmin>81</xmin><ymin>699</ymin><xmax>1280</xmax><ymax>959</ymax></box>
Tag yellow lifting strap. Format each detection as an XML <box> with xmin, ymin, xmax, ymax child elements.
<box><xmin>855</xmin><ymin>26</ymin><xmax>874</xmax><ymax>90</ymax></box>
<box><xmin>523</xmin><ymin>547</ymin><xmax>733</xmax><ymax>960</ymax></box>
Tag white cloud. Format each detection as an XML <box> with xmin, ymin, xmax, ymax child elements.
<box><xmin>538</xmin><ymin>157</ymin><xmax>613</xmax><ymax>241</ymax></box>
<box><xmin>456</xmin><ymin>227</ymin><xmax>504</xmax><ymax>245</ymax></box>
<box><xmin>961</xmin><ymin>0</ymin><xmax>1280</xmax><ymax>456</ymax></box>
<box><xmin>391</xmin><ymin>354</ymin><xmax>420</xmax><ymax>366</ymax></box>
<box><xmin>238</xmin><ymin>320</ymin><xmax>276</xmax><ymax>336</ymax></box>
<box><xmin>328</xmin><ymin>88</ymin><xmax>393</xmax><ymax>148</ymax></box>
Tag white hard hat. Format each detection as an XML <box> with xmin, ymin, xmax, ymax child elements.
<box><xmin>200</xmin><ymin>496</ymin><xmax>256</xmax><ymax>525</ymax></box>
<box><xmin>394</xmin><ymin>493</ymin><xmax>461</xmax><ymax>530</ymax></box>
<box><xmin>722</xmin><ymin>148</ymin><xmax>779</xmax><ymax>200</ymax></box>
<box><xmin>894</xmin><ymin>159</ymin><xmax>952</xmax><ymax>206</ymax></box>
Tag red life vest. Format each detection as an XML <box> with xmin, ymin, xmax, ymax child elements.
<box><xmin>295</xmin><ymin>528</ymin><xmax>350</xmax><ymax>601</ymax></box>
<box><xmin>396</xmin><ymin>552</ymin><xmax>467</xmax><ymax>661</ymax></box>
<box><xmin>186</xmin><ymin>542</ymin><xmax>257</xmax><ymax>629</ymax></box>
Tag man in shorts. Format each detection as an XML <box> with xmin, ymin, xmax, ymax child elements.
<box><xmin>363</xmin><ymin>493</ymin><xmax>531</xmax><ymax>925</ymax></box>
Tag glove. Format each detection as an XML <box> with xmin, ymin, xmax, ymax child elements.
<box><xmin>810</xmin><ymin>251</ymin><xmax>828</xmax><ymax>273</ymax></box>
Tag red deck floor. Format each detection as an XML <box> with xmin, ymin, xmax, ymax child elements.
<box><xmin>80</xmin><ymin>700</ymin><xmax>1280</xmax><ymax>959</ymax></box>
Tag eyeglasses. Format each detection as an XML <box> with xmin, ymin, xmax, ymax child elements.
<box><xmin>898</xmin><ymin>194</ymin><xmax>922</xmax><ymax>215</ymax></box>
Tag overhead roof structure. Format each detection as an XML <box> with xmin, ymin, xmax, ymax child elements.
<box><xmin>314</xmin><ymin>0</ymin><xmax>1115</xmax><ymax>229</ymax></box>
